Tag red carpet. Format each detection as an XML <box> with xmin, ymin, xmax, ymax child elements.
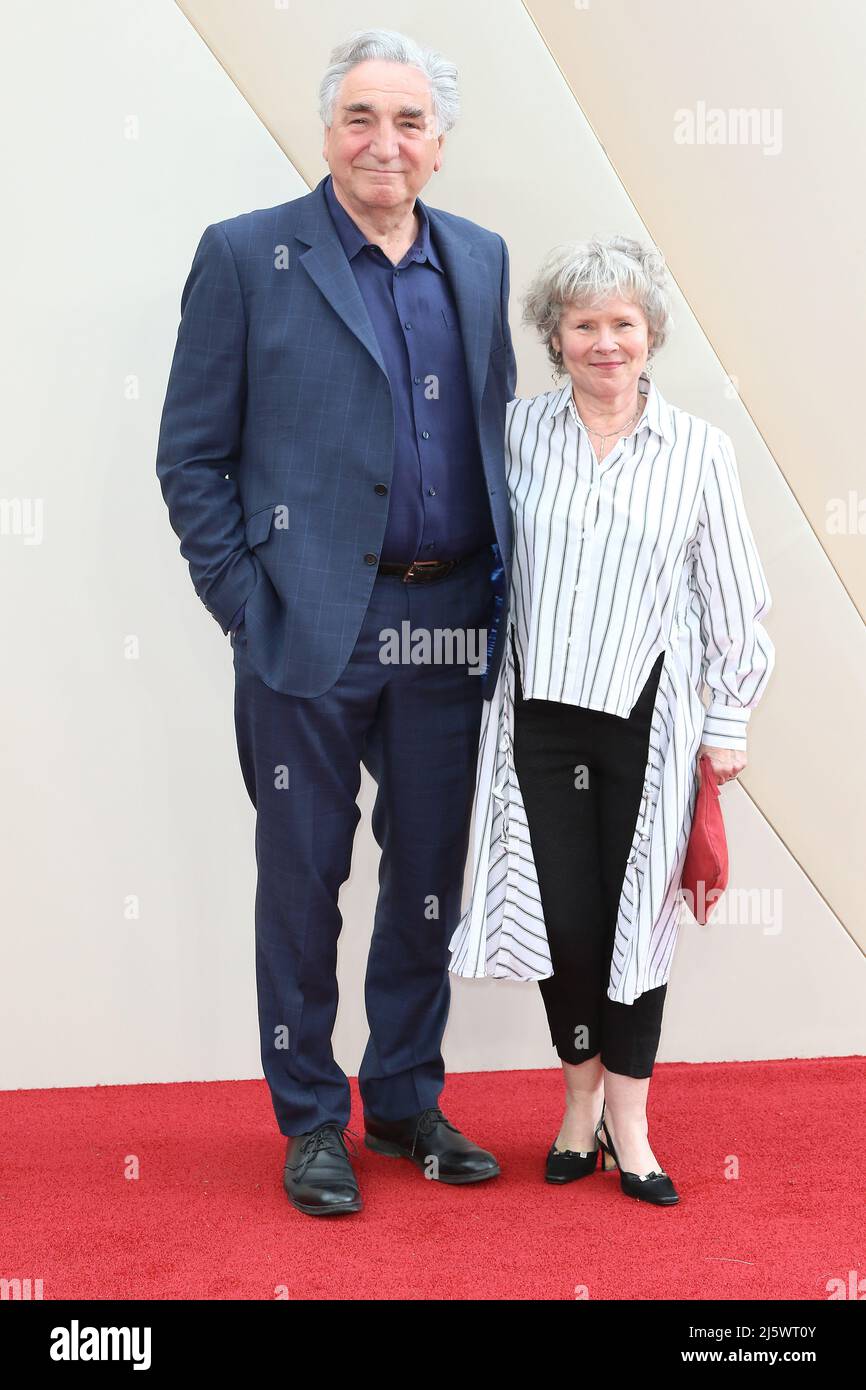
<box><xmin>1</xmin><ymin>1058</ymin><xmax>861</xmax><ymax>1301</ymax></box>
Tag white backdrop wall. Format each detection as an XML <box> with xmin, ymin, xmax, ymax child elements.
<box><xmin>2</xmin><ymin>0</ymin><xmax>863</xmax><ymax>1092</ymax></box>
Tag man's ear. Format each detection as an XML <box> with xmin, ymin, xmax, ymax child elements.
<box><xmin>432</xmin><ymin>132</ymin><xmax>446</xmax><ymax>173</ymax></box>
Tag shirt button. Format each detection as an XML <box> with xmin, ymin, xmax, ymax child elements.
<box><xmin>404</xmin><ymin>321</ymin><xmax>412</xmax><ymax>330</ymax></box>
<box><xmin>427</xmin><ymin>487</ymin><xmax>437</xmax><ymax>496</ymax></box>
<box><xmin>413</xmin><ymin>375</ymin><xmax>421</xmax><ymax>384</ymax></box>
<box><xmin>374</xmin><ymin>484</ymin><xmax>388</xmax><ymax>495</ymax></box>
<box><xmin>421</xmin><ymin>430</ymin><xmax>430</xmax><ymax>440</ymax></box>
<box><xmin>364</xmin><ymin>552</ymin><xmax>378</xmax><ymax>565</ymax></box>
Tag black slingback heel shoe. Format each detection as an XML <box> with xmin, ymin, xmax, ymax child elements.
<box><xmin>596</xmin><ymin>1115</ymin><xmax>679</xmax><ymax>1206</ymax></box>
<box><xmin>545</xmin><ymin>1100</ymin><xmax>605</xmax><ymax>1183</ymax></box>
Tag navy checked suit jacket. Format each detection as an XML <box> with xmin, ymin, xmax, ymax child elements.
<box><xmin>155</xmin><ymin>175</ymin><xmax>517</xmax><ymax>699</ymax></box>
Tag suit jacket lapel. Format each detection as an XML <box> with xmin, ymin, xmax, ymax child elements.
<box><xmin>423</xmin><ymin>200</ymin><xmax>493</xmax><ymax>427</ymax></box>
<box><xmin>294</xmin><ymin>179</ymin><xmax>387</xmax><ymax>377</ymax></box>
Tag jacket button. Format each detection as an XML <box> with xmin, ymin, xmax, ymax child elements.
<box><xmin>374</xmin><ymin>484</ymin><xmax>388</xmax><ymax>495</ymax></box>
<box><xmin>364</xmin><ymin>553</ymin><xmax>378</xmax><ymax>565</ymax></box>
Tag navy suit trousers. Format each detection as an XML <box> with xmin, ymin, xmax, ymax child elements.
<box><xmin>231</xmin><ymin>547</ymin><xmax>495</xmax><ymax>1135</ymax></box>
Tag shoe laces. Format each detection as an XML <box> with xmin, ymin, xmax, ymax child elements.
<box><xmin>411</xmin><ymin>1107</ymin><xmax>457</xmax><ymax>1154</ymax></box>
<box><xmin>291</xmin><ymin>1123</ymin><xmax>359</xmax><ymax>1173</ymax></box>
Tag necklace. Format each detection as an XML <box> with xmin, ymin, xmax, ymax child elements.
<box><xmin>572</xmin><ymin>389</ymin><xmax>645</xmax><ymax>452</ymax></box>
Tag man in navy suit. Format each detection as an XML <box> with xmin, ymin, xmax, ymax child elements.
<box><xmin>156</xmin><ymin>29</ymin><xmax>515</xmax><ymax>1215</ymax></box>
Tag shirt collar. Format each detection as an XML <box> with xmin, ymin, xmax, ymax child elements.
<box><xmin>552</xmin><ymin>369</ymin><xmax>675</xmax><ymax>445</ymax></box>
<box><xmin>324</xmin><ymin>173</ymin><xmax>442</xmax><ymax>272</ymax></box>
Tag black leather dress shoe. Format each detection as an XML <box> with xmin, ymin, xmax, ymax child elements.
<box><xmin>283</xmin><ymin>1123</ymin><xmax>362</xmax><ymax>1216</ymax></box>
<box><xmin>545</xmin><ymin>1098</ymin><xmax>605</xmax><ymax>1183</ymax></box>
<box><xmin>545</xmin><ymin>1140</ymin><xmax>600</xmax><ymax>1183</ymax></box>
<box><xmin>364</xmin><ymin>1106</ymin><xmax>500</xmax><ymax>1184</ymax></box>
<box><xmin>597</xmin><ymin>1118</ymin><xmax>679</xmax><ymax>1206</ymax></box>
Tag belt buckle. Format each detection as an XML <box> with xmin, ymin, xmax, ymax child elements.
<box><xmin>402</xmin><ymin>559</ymin><xmax>444</xmax><ymax>584</ymax></box>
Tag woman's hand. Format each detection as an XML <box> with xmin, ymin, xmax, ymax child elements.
<box><xmin>696</xmin><ymin>744</ymin><xmax>746</xmax><ymax>786</ymax></box>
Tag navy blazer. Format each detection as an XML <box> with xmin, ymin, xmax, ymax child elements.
<box><xmin>156</xmin><ymin>175</ymin><xmax>516</xmax><ymax>698</ymax></box>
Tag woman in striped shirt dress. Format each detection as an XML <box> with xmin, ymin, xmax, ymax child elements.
<box><xmin>449</xmin><ymin>236</ymin><xmax>775</xmax><ymax>1205</ymax></box>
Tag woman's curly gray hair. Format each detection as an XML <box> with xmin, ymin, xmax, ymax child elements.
<box><xmin>319</xmin><ymin>28</ymin><xmax>459</xmax><ymax>138</ymax></box>
<box><xmin>522</xmin><ymin>236</ymin><xmax>674</xmax><ymax>374</ymax></box>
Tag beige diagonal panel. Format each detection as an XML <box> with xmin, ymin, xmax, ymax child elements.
<box><xmin>525</xmin><ymin>0</ymin><xmax>866</xmax><ymax>934</ymax></box>
<box><xmin>176</xmin><ymin>1</ymin><xmax>864</xmax><ymax>1022</ymax></box>
<box><xmin>528</xmin><ymin>0</ymin><xmax>866</xmax><ymax>617</ymax></box>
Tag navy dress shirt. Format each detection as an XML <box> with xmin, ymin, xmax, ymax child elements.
<box><xmin>323</xmin><ymin>174</ymin><xmax>495</xmax><ymax>564</ymax></box>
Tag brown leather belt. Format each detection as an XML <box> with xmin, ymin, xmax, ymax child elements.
<box><xmin>377</xmin><ymin>556</ymin><xmax>464</xmax><ymax>583</ymax></box>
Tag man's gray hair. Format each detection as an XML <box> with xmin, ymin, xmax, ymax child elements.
<box><xmin>523</xmin><ymin>236</ymin><xmax>674</xmax><ymax>372</ymax></box>
<box><xmin>319</xmin><ymin>28</ymin><xmax>459</xmax><ymax>137</ymax></box>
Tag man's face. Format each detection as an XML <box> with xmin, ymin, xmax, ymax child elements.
<box><xmin>323</xmin><ymin>59</ymin><xmax>445</xmax><ymax>211</ymax></box>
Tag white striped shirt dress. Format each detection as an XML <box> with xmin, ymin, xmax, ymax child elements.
<box><xmin>449</xmin><ymin>371</ymin><xmax>776</xmax><ymax>1004</ymax></box>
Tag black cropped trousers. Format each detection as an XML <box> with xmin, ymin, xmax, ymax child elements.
<box><xmin>511</xmin><ymin>632</ymin><xmax>668</xmax><ymax>1078</ymax></box>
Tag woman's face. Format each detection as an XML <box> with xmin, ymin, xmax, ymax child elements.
<box><xmin>552</xmin><ymin>297</ymin><xmax>653</xmax><ymax>404</ymax></box>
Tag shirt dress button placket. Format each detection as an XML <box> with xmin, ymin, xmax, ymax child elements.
<box><xmin>566</xmin><ymin>516</ymin><xmax>595</xmax><ymax>679</ymax></box>
<box><xmin>495</xmin><ymin>639</ymin><xmax>518</xmax><ymax>851</ymax></box>
<box><xmin>627</xmin><ymin>779</ymin><xmax>656</xmax><ymax>866</ymax></box>
<box><xmin>565</xmin><ymin>460</ymin><xmax>596</xmax><ymax>678</ymax></box>
<box><xmin>495</xmin><ymin>742</ymin><xmax>513</xmax><ymax>850</ymax></box>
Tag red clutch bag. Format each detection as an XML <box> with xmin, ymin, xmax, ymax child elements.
<box><xmin>681</xmin><ymin>754</ymin><xmax>729</xmax><ymax>924</ymax></box>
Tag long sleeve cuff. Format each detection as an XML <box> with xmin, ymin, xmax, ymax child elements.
<box><xmin>202</xmin><ymin>551</ymin><xmax>258</xmax><ymax>635</ymax></box>
<box><xmin>702</xmin><ymin>701</ymin><xmax>751</xmax><ymax>751</ymax></box>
